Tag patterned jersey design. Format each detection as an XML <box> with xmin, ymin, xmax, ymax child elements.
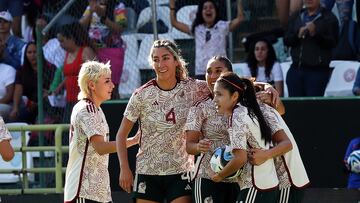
<box><xmin>260</xmin><ymin>103</ymin><xmax>292</xmax><ymax>189</ymax></box>
<box><xmin>228</xmin><ymin>104</ymin><xmax>281</xmax><ymax>190</ymax></box>
<box><xmin>0</xmin><ymin>117</ymin><xmax>11</xmax><ymax>142</ymax></box>
<box><xmin>124</xmin><ymin>79</ymin><xmax>210</xmax><ymax>175</ymax></box>
<box><xmin>64</xmin><ymin>99</ymin><xmax>111</xmax><ymax>202</ymax></box>
<box><xmin>185</xmin><ymin>97</ymin><xmax>236</xmax><ymax>182</ymax></box>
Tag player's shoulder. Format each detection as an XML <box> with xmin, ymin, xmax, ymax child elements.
<box><xmin>194</xmin><ymin>94</ymin><xmax>212</xmax><ymax>107</ymax></box>
<box><xmin>133</xmin><ymin>79</ymin><xmax>157</xmax><ymax>95</ymax></box>
<box><xmin>74</xmin><ymin>99</ymin><xmax>99</xmax><ymax>115</ymax></box>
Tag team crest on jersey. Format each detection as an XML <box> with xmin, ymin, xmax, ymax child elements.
<box><xmin>138</xmin><ymin>182</ymin><xmax>146</xmax><ymax>194</ymax></box>
<box><xmin>204</xmin><ymin>196</ymin><xmax>213</xmax><ymax>203</ymax></box>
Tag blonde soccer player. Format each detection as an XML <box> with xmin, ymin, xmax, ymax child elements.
<box><xmin>64</xmin><ymin>61</ymin><xmax>137</xmax><ymax>203</ymax></box>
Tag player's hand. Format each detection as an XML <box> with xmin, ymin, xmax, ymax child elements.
<box><xmin>248</xmin><ymin>148</ymin><xmax>269</xmax><ymax>166</ymax></box>
<box><xmin>197</xmin><ymin>138</ymin><xmax>212</xmax><ymax>153</ymax></box>
<box><xmin>256</xmin><ymin>91</ymin><xmax>272</xmax><ymax>106</ymax></box>
<box><xmin>119</xmin><ymin>167</ymin><xmax>133</xmax><ymax>193</ymax></box>
<box><xmin>211</xmin><ymin>173</ymin><xmax>223</xmax><ymax>182</ymax></box>
<box><xmin>263</xmin><ymin>86</ymin><xmax>280</xmax><ymax>108</ymax></box>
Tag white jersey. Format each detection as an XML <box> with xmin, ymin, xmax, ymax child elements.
<box><xmin>64</xmin><ymin>99</ymin><xmax>112</xmax><ymax>203</ymax></box>
<box><xmin>228</xmin><ymin>104</ymin><xmax>280</xmax><ymax>190</ymax></box>
<box><xmin>260</xmin><ymin>103</ymin><xmax>310</xmax><ymax>189</ymax></box>
<box><xmin>185</xmin><ymin>96</ymin><xmax>235</xmax><ymax>182</ymax></box>
<box><xmin>193</xmin><ymin>21</ymin><xmax>230</xmax><ymax>76</ymax></box>
<box><xmin>0</xmin><ymin>116</ymin><xmax>11</xmax><ymax>142</ymax></box>
<box><xmin>124</xmin><ymin>78</ymin><xmax>209</xmax><ymax>175</ymax></box>
<box><xmin>242</xmin><ymin>62</ymin><xmax>283</xmax><ymax>83</ymax></box>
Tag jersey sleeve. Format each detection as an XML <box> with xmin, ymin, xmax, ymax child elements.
<box><xmin>185</xmin><ymin>105</ymin><xmax>204</xmax><ymax>132</ymax></box>
<box><xmin>0</xmin><ymin>117</ymin><xmax>12</xmax><ymax>142</ymax></box>
<box><xmin>260</xmin><ymin>103</ymin><xmax>283</xmax><ymax>136</ymax></box>
<box><xmin>272</xmin><ymin>62</ymin><xmax>284</xmax><ymax>82</ymax></box>
<box><xmin>193</xmin><ymin>80</ymin><xmax>210</xmax><ymax>104</ymax></box>
<box><xmin>78</xmin><ymin>109</ymin><xmax>105</xmax><ymax>139</ymax></box>
<box><xmin>229</xmin><ymin>110</ymin><xmax>248</xmax><ymax>150</ymax></box>
<box><xmin>123</xmin><ymin>92</ymin><xmax>142</xmax><ymax>122</ymax></box>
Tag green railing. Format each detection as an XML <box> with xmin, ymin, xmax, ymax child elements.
<box><xmin>0</xmin><ymin>124</ymin><xmax>69</xmax><ymax>194</ymax></box>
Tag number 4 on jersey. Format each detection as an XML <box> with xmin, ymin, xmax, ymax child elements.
<box><xmin>166</xmin><ymin>108</ymin><xmax>176</xmax><ymax>124</ymax></box>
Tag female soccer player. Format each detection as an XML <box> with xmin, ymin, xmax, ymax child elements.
<box><xmin>116</xmin><ymin>39</ymin><xmax>210</xmax><ymax>203</ymax></box>
<box><xmin>254</xmin><ymin>103</ymin><xmax>310</xmax><ymax>203</ymax></box>
<box><xmin>185</xmin><ymin>56</ymin><xmax>285</xmax><ymax>203</ymax></box>
<box><xmin>64</xmin><ymin>61</ymin><xmax>136</xmax><ymax>203</ymax></box>
<box><xmin>212</xmin><ymin>72</ymin><xmax>292</xmax><ymax>203</ymax></box>
<box><xmin>0</xmin><ymin>116</ymin><xmax>14</xmax><ymax>161</ymax></box>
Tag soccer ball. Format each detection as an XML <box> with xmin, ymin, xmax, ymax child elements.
<box><xmin>210</xmin><ymin>145</ymin><xmax>242</xmax><ymax>179</ymax></box>
<box><xmin>347</xmin><ymin>150</ymin><xmax>360</xmax><ymax>173</ymax></box>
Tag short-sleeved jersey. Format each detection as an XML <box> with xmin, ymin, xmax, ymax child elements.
<box><xmin>0</xmin><ymin>116</ymin><xmax>11</xmax><ymax>142</ymax></box>
<box><xmin>228</xmin><ymin>104</ymin><xmax>279</xmax><ymax>190</ymax></box>
<box><xmin>64</xmin><ymin>99</ymin><xmax>112</xmax><ymax>203</ymax></box>
<box><xmin>124</xmin><ymin>78</ymin><xmax>209</xmax><ymax>175</ymax></box>
<box><xmin>260</xmin><ymin>103</ymin><xmax>310</xmax><ymax>189</ymax></box>
<box><xmin>185</xmin><ymin>96</ymin><xmax>236</xmax><ymax>182</ymax></box>
<box><xmin>193</xmin><ymin>20</ymin><xmax>230</xmax><ymax>76</ymax></box>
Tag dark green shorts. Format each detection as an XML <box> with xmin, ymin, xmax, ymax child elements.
<box><xmin>192</xmin><ymin>178</ymin><xmax>239</xmax><ymax>203</ymax></box>
<box><xmin>278</xmin><ymin>187</ymin><xmax>305</xmax><ymax>203</ymax></box>
<box><xmin>132</xmin><ymin>173</ymin><xmax>192</xmax><ymax>202</ymax></box>
<box><xmin>237</xmin><ymin>187</ymin><xmax>279</xmax><ymax>203</ymax></box>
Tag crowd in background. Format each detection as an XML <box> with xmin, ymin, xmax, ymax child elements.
<box><xmin>0</xmin><ymin>0</ymin><xmax>359</xmax><ymax>136</ymax></box>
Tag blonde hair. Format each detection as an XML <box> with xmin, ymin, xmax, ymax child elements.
<box><xmin>148</xmin><ymin>39</ymin><xmax>188</xmax><ymax>80</ymax></box>
<box><xmin>77</xmin><ymin>60</ymin><xmax>112</xmax><ymax>100</ymax></box>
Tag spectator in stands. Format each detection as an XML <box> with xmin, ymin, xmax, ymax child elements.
<box><xmin>353</xmin><ymin>68</ymin><xmax>360</xmax><ymax>96</ymax></box>
<box><xmin>284</xmin><ymin>0</ymin><xmax>339</xmax><ymax>96</ymax></box>
<box><xmin>0</xmin><ymin>11</ymin><xmax>26</xmax><ymax>70</ymax></box>
<box><xmin>55</xmin><ymin>23</ymin><xmax>97</xmax><ymax>124</ymax></box>
<box><xmin>80</xmin><ymin>0</ymin><xmax>127</xmax><ymax>99</ymax></box>
<box><xmin>276</xmin><ymin>0</ymin><xmax>350</xmax><ymax>29</ymax></box>
<box><xmin>243</xmin><ymin>39</ymin><xmax>284</xmax><ymax>96</ymax></box>
<box><xmin>344</xmin><ymin>137</ymin><xmax>360</xmax><ymax>189</ymax></box>
<box><xmin>9</xmin><ymin>42</ymin><xmax>39</xmax><ymax>124</ymax></box>
<box><xmin>0</xmin><ymin>40</ymin><xmax>16</xmax><ymax>120</ymax></box>
<box><xmin>0</xmin><ymin>0</ymin><xmax>23</xmax><ymax>37</ymax></box>
<box><xmin>0</xmin><ymin>116</ymin><xmax>14</xmax><ymax>162</ymax></box>
<box><xmin>170</xmin><ymin>0</ymin><xmax>245</xmax><ymax>80</ymax></box>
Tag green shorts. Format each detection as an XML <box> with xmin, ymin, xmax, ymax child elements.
<box><xmin>192</xmin><ymin>178</ymin><xmax>239</xmax><ymax>203</ymax></box>
<box><xmin>278</xmin><ymin>186</ymin><xmax>305</xmax><ymax>203</ymax></box>
<box><xmin>132</xmin><ymin>173</ymin><xmax>192</xmax><ymax>202</ymax></box>
<box><xmin>237</xmin><ymin>187</ymin><xmax>279</xmax><ymax>203</ymax></box>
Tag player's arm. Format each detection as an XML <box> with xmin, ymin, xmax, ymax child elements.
<box><xmin>212</xmin><ymin>149</ymin><xmax>247</xmax><ymax>182</ymax></box>
<box><xmin>0</xmin><ymin>140</ymin><xmax>14</xmax><ymax>161</ymax></box>
<box><xmin>255</xmin><ymin>82</ymin><xmax>285</xmax><ymax>115</ymax></box>
<box><xmin>116</xmin><ymin>117</ymin><xmax>135</xmax><ymax>193</ymax></box>
<box><xmin>186</xmin><ymin>130</ymin><xmax>201</xmax><ymax>155</ymax></box>
<box><xmin>89</xmin><ymin>135</ymin><xmax>116</xmax><ymax>155</ymax></box>
<box><xmin>126</xmin><ymin>129</ymin><xmax>140</xmax><ymax>148</ymax></box>
<box><xmin>186</xmin><ymin>130</ymin><xmax>212</xmax><ymax>155</ymax></box>
<box><xmin>248</xmin><ymin>130</ymin><xmax>292</xmax><ymax>166</ymax></box>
